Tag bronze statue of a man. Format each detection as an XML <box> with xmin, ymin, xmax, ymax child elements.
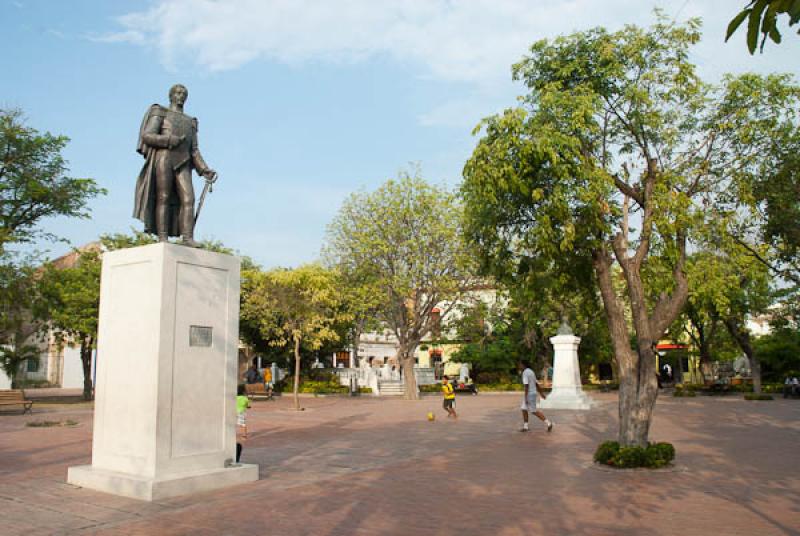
<box><xmin>133</xmin><ymin>84</ymin><xmax>217</xmax><ymax>247</ymax></box>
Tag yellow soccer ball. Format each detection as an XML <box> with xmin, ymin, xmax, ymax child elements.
<box><xmin>427</xmin><ymin>412</ymin><xmax>435</xmax><ymax>421</ymax></box>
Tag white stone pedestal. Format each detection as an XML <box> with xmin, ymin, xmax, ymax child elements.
<box><xmin>539</xmin><ymin>333</ymin><xmax>595</xmax><ymax>410</ymax></box>
<box><xmin>67</xmin><ymin>243</ymin><xmax>258</xmax><ymax>501</ymax></box>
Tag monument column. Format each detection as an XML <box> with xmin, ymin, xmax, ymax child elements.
<box><xmin>67</xmin><ymin>243</ymin><xmax>258</xmax><ymax>501</ymax></box>
<box><xmin>539</xmin><ymin>321</ymin><xmax>595</xmax><ymax>410</ymax></box>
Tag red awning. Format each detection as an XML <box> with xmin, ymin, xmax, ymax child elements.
<box><xmin>656</xmin><ymin>343</ymin><xmax>688</xmax><ymax>350</ymax></box>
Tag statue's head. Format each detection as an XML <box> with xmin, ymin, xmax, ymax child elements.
<box><xmin>168</xmin><ymin>84</ymin><xmax>188</xmax><ymax>106</ymax></box>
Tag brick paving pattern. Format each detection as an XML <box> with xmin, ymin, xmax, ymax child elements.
<box><xmin>1</xmin><ymin>393</ymin><xmax>798</xmax><ymax>535</ymax></box>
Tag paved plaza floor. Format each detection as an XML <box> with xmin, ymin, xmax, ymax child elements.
<box><xmin>1</xmin><ymin>392</ymin><xmax>799</xmax><ymax>535</ymax></box>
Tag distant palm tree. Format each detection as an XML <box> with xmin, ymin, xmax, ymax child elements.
<box><xmin>0</xmin><ymin>343</ymin><xmax>40</xmax><ymax>389</ymax></box>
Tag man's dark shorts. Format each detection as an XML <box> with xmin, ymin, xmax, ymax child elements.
<box><xmin>443</xmin><ymin>398</ymin><xmax>455</xmax><ymax>409</ymax></box>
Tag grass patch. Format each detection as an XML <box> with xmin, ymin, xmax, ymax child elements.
<box><xmin>26</xmin><ymin>419</ymin><xmax>79</xmax><ymax>428</ymax></box>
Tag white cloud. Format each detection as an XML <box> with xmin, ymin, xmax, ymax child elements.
<box><xmin>101</xmin><ymin>0</ymin><xmax>798</xmax><ymax>126</ymax></box>
<box><xmin>99</xmin><ymin>0</ymin><xmax>660</xmax><ymax>84</ymax></box>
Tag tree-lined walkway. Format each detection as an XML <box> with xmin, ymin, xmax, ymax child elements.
<box><xmin>1</xmin><ymin>394</ymin><xmax>798</xmax><ymax>535</ymax></box>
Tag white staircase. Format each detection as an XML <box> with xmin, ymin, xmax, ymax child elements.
<box><xmin>378</xmin><ymin>380</ymin><xmax>404</xmax><ymax>396</ymax></box>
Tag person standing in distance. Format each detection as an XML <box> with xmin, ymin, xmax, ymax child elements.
<box><xmin>519</xmin><ymin>360</ymin><xmax>553</xmax><ymax>432</ymax></box>
<box><xmin>441</xmin><ymin>375</ymin><xmax>458</xmax><ymax>419</ymax></box>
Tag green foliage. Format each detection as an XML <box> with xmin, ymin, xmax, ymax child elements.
<box><xmin>744</xmin><ymin>393</ymin><xmax>774</xmax><ymax>400</ymax></box>
<box><xmin>755</xmin><ymin>327</ymin><xmax>800</xmax><ymax>380</ymax></box>
<box><xmin>241</xmin><ymin>264</ymin><xmax>345</xmax><ymax>353</ymax></box>
<box><xmin>673</xmin><ymin>384</ymin><xmax>697</xmax><ymax>397</ymax></box>
<box><xmin>726</xmin><ymin>0</ymin><xmax>800</xmax><ymax>53</ymax></box>
<box><xmin>0</xmin><ymin>109</ymin><xmax>105</xmax><ymax>252</ymax></box>
<box><xmin>461</xmin><ymin>14</ymin><xmax>800</xmax><ymax>445</ymax></box>
<box><xmin>297</xmin><ymin>380</ymin><xmax>349</xmax><ymax>394</ymax></box>
<box><xmin>476</xmin><ymin>382</ymin><xmax>523</xmax><ymax>392</ymax></box>
<box><xmin>240</xmin><ymin>264</ymin><xmax>348</xmax><ymax>409</ymax></box>
<box><xmin>594</xmin><ymin>440</ymin><xmax>676</xmax><ymax>468</ymax></box>
<box><xmin>0</xmin><ymin>343</ymin><xmax>39</xmax><ymax>389</ymax></box>
<box><xmin>325</xmin><ymin>169</ymin><xmax>475</xmax><ymax>398</ymax></box>
<box><xmin>593</xmin><ymin>441</ymin><xmax>621</xmax><ymax>464</ymax></box>
<box><xmin>0</xmin><ymin>256</ymin><xmax>46</xmax><ymax>346</ymax></box>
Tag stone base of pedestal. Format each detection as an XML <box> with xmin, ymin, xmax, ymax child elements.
<box><xmin>539</xmin><ymin>387</ymin><xmax>596</xmax><ymax>410</ymax></box>
<box><xmin>67</xmin><ymin>463</ymin><xmax>258</xmax><ymax>501</ymax></box>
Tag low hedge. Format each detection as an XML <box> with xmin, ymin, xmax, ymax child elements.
<box><xmin>479</xmin><ymin>382</ymin><xmax>523</xmax><ymax>391</ymax></box>
<box><xmin>583</xmin><ymin>382</ymin><xmax>620</xmax><ymax>391</ymax></box>
<box><xmin>673</xmin><ymin>384</ymin><xmax>697</xmax><ymax>397</ymax></box>
<box><xmin>594</xmin><ymin>440</ymin><xmax>675</xmax><ymax>469</ymax></box>
<box><xmin>743</xmin><ymin>393</ymin><xmax>774</xmax><ymax>400</ymax></box>
<box><xmin>297</xmin><ymin>380</ymin><xmax>349</xmax><ymax>394</ymax></box>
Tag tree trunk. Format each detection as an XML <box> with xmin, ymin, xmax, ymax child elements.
<box><xmin>293</xmin><ymin>335</ymin><xmax>301</xmax><ymax>410</ymax></box>
<box><xmin>724</xmin><ymin>317</ymin><xmax>761</xmax><ymax>394</ymax></box>
<box><xmin>80</xmin><ymin>334</ymin><xmax>94</xmax><ymax>401</ymax></box>
<box><xmin>400</xmin><ymin>346</ymin><xmax>419</xmax><ymax>400</ymax></box>
<box><xmin>593</xmin><ymin>249</ymin><xmax>662</xmax><ymax>448</ymax></box>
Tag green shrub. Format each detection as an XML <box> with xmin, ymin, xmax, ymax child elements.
<box><xmin>475</xmin><ymin>372</ymin><xmax>502</xmax><ymax>384</ymax></box>
<box><xmin>744</xmin><ymin>393</ymin><xmax>774</xmax><ymax>400</ymax></box>
<box><xmin>305</xmin><ymin>370</ymin><xmax>336</xmax><ymax>382</ymax></box>
<box><xmin>479</xmin><ymin>382</ymin><xmax>523</xmax><ymax>391</ymax></box>
<box><xmin>297</xmin><ymin>380</ymin><xmax>348</xmax><ymax>394</ymax></box>
<box><xmin>593</xmin><ymin>440</ymin><xmax>620</xmax><ymax>464</ymax></box>
<box><xmin>673</xmin><ymin>385</ymin><xmax>697</xmax><ymax>397</ymax></box>
<box><xmin>419</xmin><ymin>384</ymin><xmax>441</xmax><ymax>393</ymax></box>
<box><xmin>583</xmin><ymin>382</ymin><xmax>619</xmax><ymax>391</ymax></box>
<box><xmin>594</xmin><ymin>440</ymin><xmax>675</xmax><ymax>468</ymax></box>
<box><xmin>644</xmin><ymin>443</ymin><xmax>676</xmax><ymax>468</ymax></box>
<box><xmin>358</xmin><ymin>387</ymin><xmax>372</xmax><ymax>394</ymax></box>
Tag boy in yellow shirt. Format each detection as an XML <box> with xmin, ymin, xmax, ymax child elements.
<box><xmin>441</xmin><ymin>375</ymin><xmax>457</xmax><ymax>419</ymax></box>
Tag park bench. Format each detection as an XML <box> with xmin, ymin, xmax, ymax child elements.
<box><xmin>245</xmin><ymin>383</ymin><xmax>275</xmax><ymax>401</ymax></box>
<box><xmin>0</xmin><ymin>389</ymin><xmax>34</xmax><ymax>414</ymax></box>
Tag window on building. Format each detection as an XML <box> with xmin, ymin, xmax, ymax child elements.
<box><xmin>26</xmin><ymin>359</ymin><xmax>39</xmax><ymax>373</ymax></box>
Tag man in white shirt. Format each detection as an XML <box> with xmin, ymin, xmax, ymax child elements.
<box><xmin>518</xmin><ymin>360</ymin><xmax>553</xmax><ymax>433</ymax></box>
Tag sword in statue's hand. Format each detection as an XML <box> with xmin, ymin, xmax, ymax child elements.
<box><xmin>195</xmin><ymin>170</ymin><xmax>217</xmax><ymax>225</ymax></box>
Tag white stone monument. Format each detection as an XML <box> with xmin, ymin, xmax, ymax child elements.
<box><xmin>539</xmin><ymin>320</ymin><xmax>595</xmax><ymax>410</ymax></box>
<box><xmin>67</xmin><ymin>243</ymin><xmax>258</xmax><ymax>501</ymax></box>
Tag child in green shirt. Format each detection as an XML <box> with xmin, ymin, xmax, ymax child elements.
<box><xmin>236</xmin><ymin>384</ymin><xmax>250</xmax><ymax>440</ymax></box>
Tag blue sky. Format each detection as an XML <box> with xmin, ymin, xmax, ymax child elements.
<box><xmin>2</xmin><ymin>0</ymin><xmax>798</xmax><ymax>268</ymax></box>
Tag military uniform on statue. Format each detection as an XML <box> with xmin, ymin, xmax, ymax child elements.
<box><xmin>133</xmin><ymin>84</ymin><xmax>217</xmax><ymax>247</ymax></box>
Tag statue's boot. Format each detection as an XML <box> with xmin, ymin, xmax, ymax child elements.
<box><xmin>182</xmin><ymin>236</ymin><xmax>201</xmax><ymax>248</ymax></box>
<box><xmin>156</xmin><ymin>199</ymin><xmax>170</xmax><ymax>243</ymax></box>
<box><xmin>179</xmin><ymin>202</ymin><xmax>201</xmax><ymax>247</ymax></box>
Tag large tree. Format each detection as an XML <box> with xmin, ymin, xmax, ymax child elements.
<box><xmin>326</xmin><ymin>171</ymin><xmax>475</xmax><ymax>399</ymax></box>
<box><xmin>39</xmin><ymin>246</ymin><xmax>101</xmax><ymax>400</ymax></box>
<box><xmin>461</xmin><ymin>17</ymin><xmax>799</xmax><ymax>446</ymax></box>
<box><xmin>241</xmin><ymin>264</ymin><xmax>345</xmax><ymax>410</ymax></box>
<box><xmin>0</xmin><ymin>109</ymin><xmax>104</xmax><ymax>253</ymax></box>
<box><xmin>686</xmin><ymin>250</ymin><xmax>773</xmax><ymax>393</ymax></box>
<box><xmin>0</xmin><ymin>109</ymin><xmax>104</xmax><ymax>374</ymax></box>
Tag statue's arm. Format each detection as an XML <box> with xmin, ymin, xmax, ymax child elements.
<box><xmin>141</xmin><ymin>114</ymin><xmax>172</xmax><ymax>148</ymax></box>
<box><xmin>191</xmin><ymin>118</ymin><xmax>215</xmax><ymax>179</ymax></box>
<box><xmin>141</xmin><ymin>107</ymin><xmax>181</xmax><ymax>149</ymax></box>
